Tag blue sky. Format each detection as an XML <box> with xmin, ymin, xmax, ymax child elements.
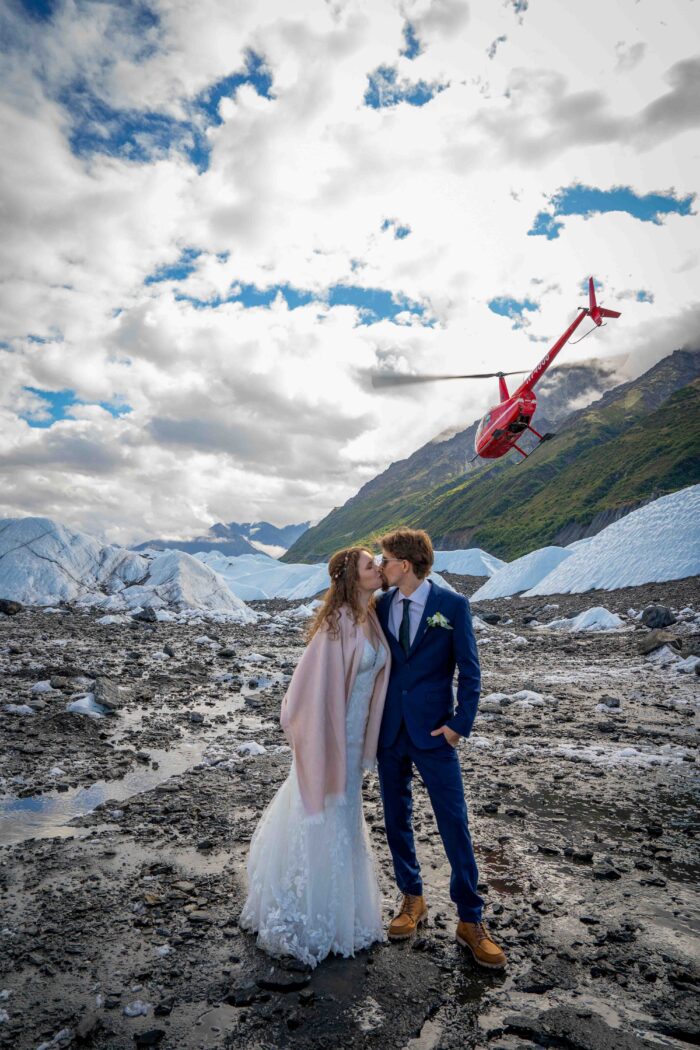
<box><xmin>488</xmin><ymin>296</ymin><xmax>539</xmax><ymax>330</ymax></box>
<box><xmin>529</xmin><ymin>183</ymin><xmax>695</xmax><ymax>240</ymax></box>
<box><xmin>1</xmin><ymin>0</ymin><xmax>698</xmax><ymax>541</ymax></box>
<box><xmin>59</xmin><ymin>49</ymin><xmax>273</xmax><ymax>172</ymax></box>
<box><xmin>21</xmin><ymin>388</ymin><xmax>132</xmax><ymax>428</ymax></box>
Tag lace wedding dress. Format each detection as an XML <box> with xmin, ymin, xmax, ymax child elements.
<box><xmin>240</xmin><ymin>637</ymin><xmax>387</xmax><ymax>967</ymax></box>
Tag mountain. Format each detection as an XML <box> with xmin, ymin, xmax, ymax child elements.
<box><xmin>136</xmin><ymin>520</ymin><xmax>309</xmax><ymax>559</ymax></box>
<box><xmin>227</xmin><ymin>521</ymin><xmax>310</xmax><ymax>548</ymax></box>
<box><xmin>284</xmin><ymin>349</ymin><xmax>700</xmax><ymax>563</ymax></box>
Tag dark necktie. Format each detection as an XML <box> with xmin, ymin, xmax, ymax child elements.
<box><xmin>399</xmin><ymin>598</ymin><xmax>412</xmax><ymax>655</ymax></box>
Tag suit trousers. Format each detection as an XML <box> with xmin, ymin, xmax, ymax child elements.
<box><xmin>377</xmin><ymin>722</ymin><xmax>484</xmax><ymax>923</ymax></box>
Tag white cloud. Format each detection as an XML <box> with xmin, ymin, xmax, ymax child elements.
<box><xmin>0</xmin><ymin>0</ymin><xmax>697</xmax><ymax>543</ymax></box>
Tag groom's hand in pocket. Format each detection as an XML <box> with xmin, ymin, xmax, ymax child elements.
<box><xmin>431</xmin><ymin>725</ymin><xmax>461</xmax><ymax>748</ymax></box>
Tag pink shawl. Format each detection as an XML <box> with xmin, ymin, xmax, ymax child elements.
<box><xmin>280</xmin><ymin>604</ymin><xmax>391</xmax><ymax>821</ymax></box>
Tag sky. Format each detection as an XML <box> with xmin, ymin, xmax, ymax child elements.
<box><xmin>1</xmin><ymin>0</ymin><xmax>698</xmax><ymax>546</ymax></box>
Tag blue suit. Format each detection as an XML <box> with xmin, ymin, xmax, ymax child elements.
<box><xmin>376</xmin><ymin>580</ymin><xmax>484</xmax><ymax>922</ymax></box>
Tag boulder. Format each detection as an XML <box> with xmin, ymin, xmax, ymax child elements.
<box><xmin>638</xmin><ymin>630</ymin><xmax>681</xmax><ymax>656</ymax></box>
<box><xmin>641</xmin><ymin>605</ymin><xmax>676</xmax><ymax>629</ymax></box>
<box><xmin>94</xmin><ymin>677</ymin><xmax>127</xmax><ymax>711</ymax></box>
<box><xmin>0</xmin><ymin>598</ymin><xmax>23</xmax><ymax>615</ymax></box>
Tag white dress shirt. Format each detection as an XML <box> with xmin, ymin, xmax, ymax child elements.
<box><xmin>390</xmin><ymin>577</ymin><xmax>432</xmax><ymax>646</ymax></box>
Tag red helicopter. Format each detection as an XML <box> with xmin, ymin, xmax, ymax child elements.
<box><xmin>372</xmin><ymin>277</ymin><xmax>621</xmax><ymax>461</ymax></box>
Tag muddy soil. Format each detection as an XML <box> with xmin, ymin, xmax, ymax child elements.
<box><xmin>0</xmin><ymin>578</ymin><xmax>698</xmax><ymax>1049</ymax></box>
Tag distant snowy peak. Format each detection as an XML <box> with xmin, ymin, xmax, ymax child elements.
<box><xmin>0</xmin><ymin>517</ymin><xmax>255</xmax><ymax>620</ymax></box>
<box><xmin>136</xmin><ymin>519</ymin><xmax>310</xmax><ymax>559</ymax></box>
<box><xmin>224</xmin><ymin>520</ymin><xmax>310</xmax><ymax>548</ymax></box>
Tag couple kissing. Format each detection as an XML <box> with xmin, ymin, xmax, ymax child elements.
<box><xmin>239</xmin><ymin>527</ymin><xmax>505</xmax><ymax>971</ymax></box>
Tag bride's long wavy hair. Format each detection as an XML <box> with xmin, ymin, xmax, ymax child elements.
<box><xmin>307</xmin><ymin>546</ymin><xmax>374</xmax><ymax>641</ymax></box>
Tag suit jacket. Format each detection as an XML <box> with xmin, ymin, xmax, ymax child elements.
<box><xmin>376</xmin><ymin>580</ymin><xmax>481</xmax><ymax>749</ymax></box>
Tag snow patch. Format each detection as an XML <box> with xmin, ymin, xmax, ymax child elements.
<box><xmin>541</xmin><ymin>607</ymin><xmax>625</xmax><ymax>632</ymax></box>
<box><xmin>236</xmin><ymin>741</ymin><xmax>266</xmax><ymax>756</ymax></box>
<box><xmin>66</xmin><ymin>693</ymin><xmax>110</xmax><ymax>718</ymax></box>
<box><xmin>525</xmin><ymin>485</ymin><xmax>700</xmax><ymax>594</ymax></box>
<box><xmin>433</xmin><ymin>548</ymin><xmax>505</xmax><ymax>577</ymax></box>
<box><xmin>471</xmin><ymin>546</ymin><xmax>573</xmax><ymax>600</ymax></box>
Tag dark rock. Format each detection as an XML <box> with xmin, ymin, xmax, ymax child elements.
<box><xmin>187</xmin><ymin>910</ymin><xmax>215</xmax><ymax>923</ymax></box>
<box><xmin>572</xmin><ymin>849</ymin><xmax>594</xmax><ymax>863</ymax></box>
<box><xmin>153</xmin><ymin>998</ymin><xmax>174</xmax><ymax>1016</ymax></box>
<box><xmin>641</xmin><ymin>605</ymin><xmax>676</xmax><ymax>629</ymax></box>
<box><xmin>593</xmin><ymin>865</ymin><xmax>621</xmax><ymax>880</ymax></box>
<box><xmin>0</xmin><ymin>598</ymin><xmax>23</xmax><ymax>615</ymax></box>
<box><xmin>257</xmin><ymin>969</ymin><xmax>312</xmax><ymax>993</ymax></box>
<box><xmin>638</xmin><ymin>629</ymin><xmax>682</xmax><ymax>655</ymax></box>
<box><xmin>516</xmin><ymin>958</ymin><xmax>579</xmax><ymax>994</ymax></box>
<box><xmin>225</xmin><ymin>979</ymin><xmax>258</xmax><ymax>1007</ymax></box>
<box><xmin>132</xmin><ymin>607</ymin><xmax>158</xmax><ymax>623</ymax></box>
<box><xmin>188</xmin><ymin>711</ymin><xmax>204</xmax><ymax>724</ymax></box>
<box><xmin>481</xmin><ymin>613</ymin><xmax>502</xmax><ymax>625</ymax></box>
<box><xmin>94</xmin><ymin>677</ymin><xmax>126</xmax><ymax>711</ymax></box>
<box><xmin>134</xmin><ymin>1030</ymin><xmax>166</xmax><ymax>1047</ymax></box>
<box><xmin>606</xmin><ymin>922</ymin><xmax>637</xmax><ymax>943</ymax></box>
<box><xmin>505</xmin><ymin>1004</ymin><xmax>655</xmax><ymax>1048</ymax></box>
<box><xmin>286</xmin><ymin>1007</ymin><xmax>303</xmax><ymax>1029</ymax></box>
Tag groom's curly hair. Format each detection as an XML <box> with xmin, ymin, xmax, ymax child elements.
<box><xmin>379</xmin><ymin>528</ymin><xmax>434</xmax><ymax>579</ymax></box>
<box><xmin>307</xmin><ymin>546</ymin><xmax>375</xmax><ymax>641</ymax></box>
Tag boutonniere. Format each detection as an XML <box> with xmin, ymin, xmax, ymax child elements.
<box><xmin>426</xmin><ymin>612</ymin><xmax>453</xmax><ymax>630</ymax></box>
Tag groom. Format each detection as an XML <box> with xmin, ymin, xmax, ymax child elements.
<box><xmin>375</xmin><ymin>528</ymin><xmax>506</xmax><ymax>969</ymax></box>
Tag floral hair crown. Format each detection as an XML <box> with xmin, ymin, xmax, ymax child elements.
<box><xmin>331</xmin><ymin>551</ymin><xmax>351</xmax><ymax>581</ymax></box>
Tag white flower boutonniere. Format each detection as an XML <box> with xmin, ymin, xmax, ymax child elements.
<box><xmin>426</xmin><ymin>612</ymin><xmax>453</xmax><ymax>630</ymax></box>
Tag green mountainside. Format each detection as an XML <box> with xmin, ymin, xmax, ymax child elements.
<box><xmin>285</xmin><ymin>349</ymin><xmax>700</xmax><ymax>563</ymax></box>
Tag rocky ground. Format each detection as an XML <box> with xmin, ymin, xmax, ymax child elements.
<box><xmin>0</xmin><ymin>577</ymin><xmax>698</xmax><ymax>1050</ymax></box>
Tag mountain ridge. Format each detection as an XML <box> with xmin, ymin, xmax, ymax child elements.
<box><xmin>284</xmin><ymin>348</ymin><xmax>700</xmax><ymax>563</ymax></box>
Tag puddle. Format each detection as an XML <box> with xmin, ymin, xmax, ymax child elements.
<box><xmin>0</xmin><ymin>739</ymin><xmax>208</xmax><ymax>847</ymax></box>
<box><xmin>192</xmin><ymin>1002</ymin><xmax>241</xmax><ymax>1045</ymax></box>
<box><xmin>0</xmin><ymin>674</ymin><xmax>285</xmax><ymax>848</ymax></box>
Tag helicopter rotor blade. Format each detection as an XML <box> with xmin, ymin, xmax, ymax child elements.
<box><xmin>371</xmin><ymin>370</ymin><xmax>530</xmax><ymax>388</ymax></box>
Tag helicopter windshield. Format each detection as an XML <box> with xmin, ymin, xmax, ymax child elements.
<box><xmin>476</xmin><ymin>412</ymin><xmax>491</xmax><ymax>437</ymax></box>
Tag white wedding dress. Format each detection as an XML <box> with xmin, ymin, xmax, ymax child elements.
<box><xmin>240</xmin><ymin>637</ymin><xmax>387</xmax><ymax>967</ymax></box>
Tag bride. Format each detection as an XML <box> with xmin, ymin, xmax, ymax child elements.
<box><xmin>239</xmin><ymin>546</ymin><xmax>391</xmax><ymax>967</ymax></box>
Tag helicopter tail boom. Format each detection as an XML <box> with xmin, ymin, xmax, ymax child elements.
<box><xmin>588</xmin><ymin>275</ymin><xmax>621</xmax><ymax>326</ymax></box>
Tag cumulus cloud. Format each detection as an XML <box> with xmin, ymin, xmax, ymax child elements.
<box><xmin>0</xmin><ymin>0</ymin><xmax>697</xmax><ymax>543</ymax></box>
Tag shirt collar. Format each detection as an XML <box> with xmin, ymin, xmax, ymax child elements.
<box><xmin>394</xmin><ymin>577</ymin><xmax>432</xmax><ymax>608</ymax></box>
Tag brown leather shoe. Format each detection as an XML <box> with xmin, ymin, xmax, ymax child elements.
<box><xmin>456</xmin><ymin>920</ymin><xmax>506</xmax><ymax>969</ymax></box>
<box><xmin>388</xmin><ymin>894</ymin><xmax>428</xmax><ymax>940</ymax></box>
